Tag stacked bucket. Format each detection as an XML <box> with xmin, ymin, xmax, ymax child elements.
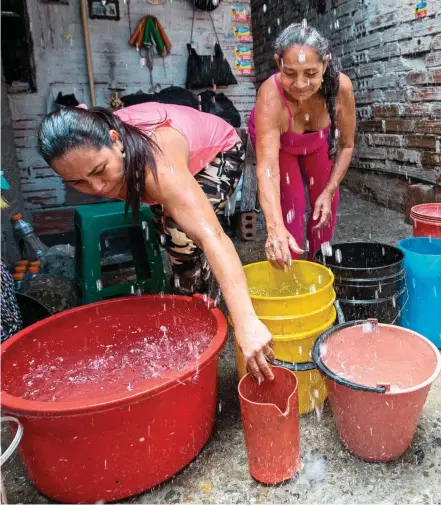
<box><xmin>234</xmin><ymin>260</ymin><xmax>336</xmax><ymax>414</ymax></box>
<box><xmin>411</xmin><ymin>203</ymin><xmax>441</xmax><ymax>238</ymax></box>
<box><xmin>315</xmin><ymin>242</ymin><xmax>406</xmax><ymax>324</ymax></box>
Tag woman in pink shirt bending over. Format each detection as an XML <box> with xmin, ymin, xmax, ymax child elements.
<box><xmin>249</xmin><ymin>23</ymin><xmax>356</xmax><ymax>268</ymax></box>
<box><xmin>38</xmin><ymin>102</ymin><xmax>274</xmax><ymax>382</ymax></box>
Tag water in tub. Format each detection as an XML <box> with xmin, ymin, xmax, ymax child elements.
<box><xmin>19</xmin><ymin>322</ymin><xmax>212</xmax><ymax>403</ymax></box>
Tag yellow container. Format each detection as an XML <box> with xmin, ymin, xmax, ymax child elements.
<box><xmin>271</xmin><ymin>309</ymin><xmax>336</xmax><ymax>363</ymax></box>
<box><xmin>234</xmin><ymin>344</ymin><xmax>327</xmax><ymax>415</ymax></box>
<box><xmin>258</xmin><ymin>293</ymin><xmax>336</xmax><ymax>334</ymax></box>
<box><xmin>292</xmin><ymin>363</ymin><xmax>327</xmax><ymax>415</ymax></box>
<box><xmin>243</xmin><ymin>260</ymin><xmax>335</xmax><ymax>316</ymax></box>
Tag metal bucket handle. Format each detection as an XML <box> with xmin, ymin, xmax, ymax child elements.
<box><xmin>312</xmin><ymin>319</ymin><xmax>387</xmax><ymax>394</ymax></box>
<box><xmin>0</xmin><ymin>417</ymin><xmax>23</xmax><ymax>467</ymax></box>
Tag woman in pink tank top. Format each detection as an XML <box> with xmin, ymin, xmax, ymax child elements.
<box><xmin>38</xmin><ymin>103</ymin><xmax>275</xmax><ymax>382</ymax></box>
<box><xmin>249</xmin><ymin>23</ymin><xmax>356</xmax><ymax>266</ymax></box>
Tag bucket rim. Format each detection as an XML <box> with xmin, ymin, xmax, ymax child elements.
<box><xmin>337</xmin><ymin>286</ymin><xmax>406</xmax><ymax>306</ymax></box>
<box><xmin>271</xmin><ymin>358</ymin><xmax>316</xmax><ymax>372</ymax></box>
<box><xmin>0</xmin><ymin>294</ymin><xmax>228</xmax><ymax>417</ymax></box>
<box><xmin>398</xmin><ymin>237</ymin><xmax>441</xmax><ymax>256</ymax></box>
<box><xmin>243</xmin><ymin>260</ymin><xmax>334</xmax><ymax>301</ymax></box>
<box><xmin>312</xmin><ymin>320</ymin><xmax>441</xmax><ymax>395</ymax></box>
<box><xmin>333</xmin><ymin>269</ymin><xmax>406</xmax><ymax>286</ymax></box>
<box><xmin>258</xmin><ymin>292</ymin><xmax>336</xmax><ymax>323</ymax></box>
<box><xmin>238</xmin><ymin>366</ymin><xmax>298</xmax><ymax>415</ymax></box>
<box><xmin>315</xmin><ymin>241</ymin><xmax>404</xmax><ymax>272</ymax></box>
<box><xmin>271</xmin><ymin>308</ymin><xmax>336</xmax><ymax>341</ymax></box>
<box><xmin>411</xmin><ymin>203</ymin><xmax>441</xmax><ymax>220</ymax></box>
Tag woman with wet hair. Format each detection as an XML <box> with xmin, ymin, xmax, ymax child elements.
<box><xmin>38</xmin><ymin>103</ymin><xmax>275</xmax><ymax>382</ymax></box>
<box><xmin>249</xmin><ymin>22</ymin><xmax>356</xmax><ymax>268</ymax></box>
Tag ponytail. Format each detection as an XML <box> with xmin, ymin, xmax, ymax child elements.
<box><xmin>321</xmin><ymin>60</ymin><xmax>340</xmax><ymax>161</ymax></box>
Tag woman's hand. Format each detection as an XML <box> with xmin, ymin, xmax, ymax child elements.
<box><xmin>235</xmin><ymin>317</ymin><xmax>275</xmax><ymax>382</ymax></box>
<box><xmin>312</xmin><ymin>189</ymin><xmax>333</xmax><ymax>230</ymax></box>
<box><xmin>266</xmin><ymin>225</ymin><xmax>304</xmax><ymax>270</ymax></box>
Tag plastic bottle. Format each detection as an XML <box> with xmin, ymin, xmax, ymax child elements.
<box><xmin>11</xmin><ymin>214</ymin><xmax>48</xmax><ymax>264</ymax></box>
<box><xmin>26</xmin><ymin>266</ymin><xmax>40</xmax><ymax>280</ymax></box>
<box><xmin>12</xmin><ymin>273</ymin><xmax>25</xmax><ymax>292</ymax></box>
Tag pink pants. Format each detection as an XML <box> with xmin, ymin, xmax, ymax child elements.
<box><xmin>279</xmin><ymin>143</ymin><xmax>339</xmax><ymax>261</ymax></box>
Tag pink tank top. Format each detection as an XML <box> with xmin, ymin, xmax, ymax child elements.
<box><xmin>248</xmin><ymin>74</ymin><xmax>330</xmax><ymax>156</ymax></box>
<box><xmin>114</xmin><ymin>103</ymin><xmax>239</xmax><ymax>175</ymax></box>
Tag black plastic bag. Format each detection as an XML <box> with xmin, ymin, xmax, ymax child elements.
<box><xmin>193</xmin><ymin>0</ymin><xmax>221</xmax><ymax>11</ymax></box>
<box><xmin>186</xmin><ymin>43</ymin><xmax>237</xmax><ymax>89</ymax></box>
<box><xmin>198</xmin><ymin>90</ymin><xmax>241</xmax><ymax>127</ymax></box>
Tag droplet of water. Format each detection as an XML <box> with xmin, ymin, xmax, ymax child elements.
<box><xmin>287</xmin><ymin>209</ymin><xmax>295</xmax><ymax>224</ymax></box>
<box><xmin>263</xmin><ymin>3</ymin><xmax>267</xmax><ymax>12</ymax></box>
<box><xmin>268</xmin><ymin>26</ymin><xmax>271</xmax><ymax>34</ymax></box>
<box><xmin>286</xmin><ymin>173</ymin><xmax>291</xmax><ymax>185</ymax></box>
<box><xmin>310</xmin><ymin>176</ymin><xmax>315</xmax><ymax>187</ymax></box>
<box><xmin>335</xmin><ymin>129</ymin><xmax>340</xmax><ymax>139</ymax></box>
<box><xmin>335</xmin><ymin>248</ymin><xmax>342</xmax><ymax>263</ymax></box>
<box><xmin>305</xmin><ymin>113</ymin><xmax>310</xmax><ymax>122</ymax></box>
<box><xmin>302</xmin><ymin>19</ymin><xmax>307</xmax><ymax>29</ymax></box>
<box><xmin>298</xmin><ymin>50</ymin><xmax>306</xmax><ymax>63</ymax></box>
<box><xmin>277</xmin><ymin>18</ymin><xmax>280</xmax><ymax>25</ymax></box>
<box><xmin>96</xmin><ymin>280</ymin><xmax>102</xmax><ymax>291</ymax></box>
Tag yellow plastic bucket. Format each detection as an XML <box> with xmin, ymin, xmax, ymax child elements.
<box><xmin>258</xmin><ymin>293</ymin><xmax>336</xmax><ymax>334</ymax></box>
<box><xmin>289</xmin><ymin>362</ymin><xmax>327</xmax><ymax>415</ymax></box>
<box><xmin>271</xmin><ymin>309</ymin><xmax>336</xmax><ymax>363</ymax></box>
<box><xmin>243</xmin><ymin>260</ymin><xmax>335</xmax><ymax>316</ymax></box>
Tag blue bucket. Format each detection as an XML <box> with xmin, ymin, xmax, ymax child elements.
<box><xmin>397</xmin><ymin>237</ymin><xmax>441</xmax><ymax>348</ymax></box>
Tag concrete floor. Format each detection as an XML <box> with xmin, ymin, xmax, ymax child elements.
<box><xmin>2</xmin><ymin>188</ymin><xmax>441</xmax><ymax>504</ymax></box>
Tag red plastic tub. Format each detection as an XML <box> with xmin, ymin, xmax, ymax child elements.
<box><xmin>1</xmin><ymin>294</ymin><xmax>227</xmax><ymax>503</ymax></box>
<box><xmin>313</xmin><ymin>319</ymin><xmax>441</xmax><ymax>462</ymax></box>
<box><xmin>411</xmin><ymin>203</ymin><xmax>441</xmax><ymax>238</ymax></box>
<box><xmin>238</xmin><ymin>367</ymin><xmax>301</xmax><ymax>484</ymax></box>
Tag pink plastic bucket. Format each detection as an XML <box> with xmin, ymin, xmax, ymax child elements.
<box><xmin>313</xmin><ymin>319</ymin><xmax>441</xmax><ymax>462</ymax></box>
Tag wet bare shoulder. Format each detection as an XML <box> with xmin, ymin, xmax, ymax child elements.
<box><xmin>337</xmin><ymin>73</ymin><xmax>354</xmax><ymax>101</ymax></box>
<box><xmin>255</xmin><ymin>76</ymin><xmax>283</xmax><ymax>123</ymax></box>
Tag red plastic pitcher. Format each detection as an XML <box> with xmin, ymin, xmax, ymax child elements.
<box><xmin>238</xmin><ymin>366</ymin><xmax>301</xmax><ymax>484</ymax></box>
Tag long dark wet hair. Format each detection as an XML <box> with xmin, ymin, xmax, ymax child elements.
<box><xmin>274</xmin><ymin>23</ymin><xmax>340</xmax><ymax>160</ymax></box>
<box><xmin>38</xmin><ymin>107</ymin><xmax>159</xmax><ymax>222</ymax></box>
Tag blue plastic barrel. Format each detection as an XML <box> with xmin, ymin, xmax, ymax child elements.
<box><xmin>397</xmin><ymin>237</ymin><xmax>441</xmax><ymax>348</ymax></box>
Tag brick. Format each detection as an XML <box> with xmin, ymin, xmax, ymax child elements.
<box><xmin>405</xmin><ymin>184</ymin><xmax>436</xmax><ymax>222</ymax></box>
<box><xmin>355</xmin><ymin>62</ymin><xmax>384</xmax><ymax>78</ymax></box>
<box><xmin>372</xmin><ymin>105</ymin><xmax>402</xmax><ymax>118</ymax></box>
<box><xmin>426</xmin><ymin>51</ymin><xmax>441</xmax><ymax>68</ymax></box>
<box><xmin>370</xmin><ymin>134</ymin><xmax>403</xmax><ymax>147</ymax></box>
<box><xmin>385</xmin><ymin>120</ymin><xmax>415</xmax><ymax>133</ymax></box>
<box><xmin>421</xmin><ymin>153</ymin><xmax>441</xmax><ymax>167</ymax></box>
<box><xmin>357</xmin><ymin>146</ymin><xmax>387</xmax><ymax>159</ymax></box>
<box><xmin>406</xmin><ymin>72</ymin><xmax>430</xmax><ymax>85</ymax></box>
<box><xmin>402</xmin><ymin>103</ymin><xmax>433</xmax><ymax>117</ymax></box>
<box><xmin>369</xmin><ymin>42</ymin><xmax>400</xmax><ymax>61</ymax></box>
<box><xmin>414</xmin><ymin>121</ymin><xmax>441</xmax><ymax>135</ymax></box>
<box><xmin>407</xmin><ymin>86</ymin><xmax>441</xmax><ymax>102</ymax></box>
<box><xmin>407</xmin><ymin>136</ymin><xmax>437</xmax><ymax>150</ymax></box>
<box><xmin>358</xmin><ymin>120</ymin><xmax>385</xmax><ymax>132</ymax></box>
<box><xmin>354</xmin><ymin>33</ymin><xmax>382</xmax><ymax>52</ymax></box>
<box><xmin>400</xmin><ymin>37</ymin><xmax>432</xmax><ymax>56</ymax></box>
<box><xmin>387</xmin><ymin>149</ymin><xmax>420</xmax><ymax>164</ymax></box>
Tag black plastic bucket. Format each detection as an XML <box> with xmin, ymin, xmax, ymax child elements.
<box><xmin>315</xmin><ymin>242</ymin><xmax>404</xmax><ymax>280</ymax></box>
<box><xmin>338</xmin><ymin>287</ymin><xmax>406</xmax><ymax>323</ymax></box>
<box><xmin>315</xmin><ymin>242</ymin><xmax>406</xmax><ymax>324</ymax></box>
<box><xmin>335</xmin><ymin>269</ymin><xmax>406</xmax><ymax>300</ymax></box>
<box><xmin>15</xmin><ymin>292</ymin><xmax>52</xmax><ymax>328</ymax></box>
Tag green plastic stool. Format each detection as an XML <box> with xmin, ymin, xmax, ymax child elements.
<box><xmin>74</xmin><ymin>202</ymin><xmax>168</xmax><ymax>304</ymax></box>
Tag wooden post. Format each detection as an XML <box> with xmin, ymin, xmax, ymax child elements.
<box><xmin>80</xmin><ymin>0</ymin><xmax>96</xmax><ymax>106</ymax></box>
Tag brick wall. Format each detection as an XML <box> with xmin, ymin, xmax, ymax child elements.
<box><xmin>250</xmin><ymin>0</ymin><xmax>441</xmax><ymax>211</ymax></box>
<box><xmin>9</xmin><ymin>0</ymin><xmax>256</xmax><ymax>224</ymax></box>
